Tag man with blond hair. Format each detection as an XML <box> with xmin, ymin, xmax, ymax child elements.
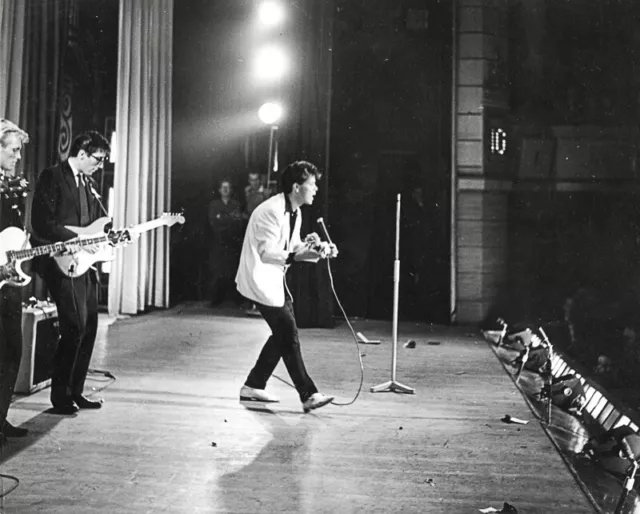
<box><xmin>0</xmin><ymin>119</ymin><xmax>30</xmax><ymax>442</ymax></box>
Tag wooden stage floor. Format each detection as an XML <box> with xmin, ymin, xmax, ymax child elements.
<box><xmin>1</xmin><ymin>302</ymin><xmax>600</xmax><ymax>513</ymax></box>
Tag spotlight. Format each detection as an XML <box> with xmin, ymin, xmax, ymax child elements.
<box><xmin>258</xmin><ymin>1</ymin><xmax>285</xmax><ymax>27</ymax></box>
<box><xmin>254</xmin><ymin>45</ymin><xmax>288</xmax><ymax>82</ymax></box>
<box><xmin>258</xmin><ymin>102</ymin><xmax>283</xmax><ymax>125</ymax></box>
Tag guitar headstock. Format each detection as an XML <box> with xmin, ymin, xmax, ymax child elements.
<box><xmin>106</xmin><ymin>212</ymin><xmax>186</xmax><ymax>247</ymax></box>
<box><xmin>159</xmin><ymin>212</ymin><xmax>186</xmax><ymax>227</ymax></box>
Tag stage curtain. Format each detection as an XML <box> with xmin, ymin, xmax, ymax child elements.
<box><xmin>8</xmin><ymin>0</ymin><xmax>74</xmax><ymax>300</ymax></box>
<box><xmin>108</xmin><ymin>0</ymin><xmax>173</xmax><ymax>315</ymax></box>
<box><xmin>284</xmin><ymin>0</ymin><xmax>335</xmax><ymax>328</ymax></box>
<box><xmin>0</xmin><ymin>0</ymin><xmax>26</xmax><ymax>123</ymax></box>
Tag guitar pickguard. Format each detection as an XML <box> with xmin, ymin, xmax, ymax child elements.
<box><xmin>0</xmin><ymin>227</ymin><xmax>33</xmax><ymax>289</ymax></box>
<box><xmin>0</xmin><ymin>259</ymin><xmax>31</xmax><ymax>287</ymax></box>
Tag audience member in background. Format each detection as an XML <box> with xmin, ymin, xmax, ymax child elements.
<box><xmin>244</xmin><ymin>170</ymin><xmax>269</xmax><ymax>219</ymax></box>
<box><xmin>242</xmin><ymin>170</ymin><xmax>270</xmax><ymax>315</ymax></box>
<box><xmin>208</xmin><ymin>179</ymin><xmax>244</xmax><ymax>306</ymax></box>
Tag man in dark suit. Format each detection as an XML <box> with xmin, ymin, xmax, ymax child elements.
<box><xmin>0</xmin><ymin>119</ymin><xmax>30</xmax><ymax>441</ymax></box>
<box><xmin>31</xmin><ymin>131</ymin><xmax>110</xmax><ymax>414</ymax></box>
<box><xmin>208</xmin><ymin>179</ymin><xmax>244</xmax><ymax>306</ymax></box>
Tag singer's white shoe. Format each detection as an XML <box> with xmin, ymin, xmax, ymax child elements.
<box><xmin>302</xmin><ymin>393</ymin><xmax>334</xmax><ymax>413</ymax></box>
<box><xmin>239</xmin><ymin>385</ymin><xmax>280</xmax><ymax>403</ymax></box>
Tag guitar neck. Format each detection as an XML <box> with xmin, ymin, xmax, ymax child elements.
<box><xmin>129</xmin><ymin>218</ymin><xmax>170</xmax><ymax>235</ymax></box>
<box><xmin>10</xmin><ymin>235</ymin><xmax>108</xmax><ymax>260</ymax></box>
<box><xmin>9</xmin><ymin>215</ymin><xmax>183</xmax><ymax>260</ymax></box>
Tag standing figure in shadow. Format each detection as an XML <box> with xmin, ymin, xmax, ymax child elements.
<box><xmin>208</xmin><ymin>178</ymin><xmax>244</xmax><ymax>307</ymax></box>
<box><xmin>0</xmin><ymin>119</ymin><xmax>30</xmax><ymax>441</ymax></box>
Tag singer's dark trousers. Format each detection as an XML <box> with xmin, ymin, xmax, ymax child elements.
<box><xmin>245</xmin><ymin>298</ymin><xmax>318</xmax><ymax>402</ymax></box>
<box><xmin>0</xmin><ymin>286</ymin><xmax>23</xmax><ymax>426</ymax></box>
<box><xmin>44</xmin><ymin>267</ymin><xmax>98</xmax><ymax>404</ymax></box>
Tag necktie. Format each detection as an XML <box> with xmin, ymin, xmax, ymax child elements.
<box><xmin>289</xmin><ymin>210</ymin><xmax>297</xmax><ymax>242</ymax></box>
<box><xmin>78</xmin><ymin>174</ymin><xmax>91</xmax><ymax>226</ymax></box>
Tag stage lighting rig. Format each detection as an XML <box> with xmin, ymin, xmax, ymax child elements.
<box><xmin>258</xmin><ymin>102</ymin><xmax>283</xmax><ymax>126</ymax></box>
<box><xmin>254</xmin><ymin>45</ymin><xmax>289</xmax><ymax>83</ymax></box>
<box><xmin>251</xmin><ymin>2</ymin><xmax>289</xmax><ymax>192</ymax></box>
<box><xmin>258</xmin><ymin>102</ymin><xmax>282</xmax><ymax>188</ymax></box>
<box><xmin>258</xmin><ymin>1</ymin><xmax>285</xmax><ymax>27</ymax></box>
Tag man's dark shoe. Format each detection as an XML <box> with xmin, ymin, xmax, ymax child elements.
<box><xmin>2</xmin><ymin>421</ymin><xmax>28</xmax><ymax>438</ymax></box>
<box><xmin>74</xmin><ymin>395</ymin><xmax>103</xmax><ymax>409</ymax></box>
<box><xmin>51</xmin><ymin>402</ymin><xmax>79</xmax><ymax>415</ymax></box>
<box><xmin>51</xmin><ymin>385</ymin><xmax>76</xmax><ymax>414</ymax></box>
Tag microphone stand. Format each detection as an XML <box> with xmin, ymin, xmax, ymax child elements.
<box><xmin>369</xmin><ymin>194</ymin><xmax>415</xmax><ymax>395</ymax></box>
<box><xmin>514</xmin><ymin>343</ymin><xmax>530</xmax><ymax>385</ymax></box>
<box><xmin>497</xmin><ymin>318</ymin><xmax>508</xmax><ymax>347</ymax></box>
<box><xmin>614</xmin><ymin>437</ymin><xmax>639</xmax><ymax>514</ymax></box>
<box><xmin>538</xmin><ymin>327</ymin><xmax>553</xmax><ymax>426</ymax></box>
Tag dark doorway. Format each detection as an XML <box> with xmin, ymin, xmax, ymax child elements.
<box><xmin>366</xmin><ymin>152</ymin><xmax>448</xmax><ymax>322</ymax></box>
<box><xmin>330</xmin><ymin>0</ymin><xmax>453</xmax><ymax>323</ymax></box>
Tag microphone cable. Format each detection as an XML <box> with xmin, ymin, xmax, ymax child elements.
<box><xmin>69</xmin><ymin>264</ymin><xmax>116</xmax><ymax>399</ymax></box>
<box><xmin>325</xmin><ymin>256</ymin><xmax>365</xmax><ymax>407</ymax></box>
<box><xmin>316</xmin><ymin>216</ymin><xmax>365</xmax><ymax>406</ymax></box>
<box><xmin>0</xmin><ymin>466</ymin><xmax>20</xmax><ymax>501</ymax></box>
<box><xmin>273</xmin><ymin>218</ymin><xmax>365</xmax><ymax>407</ymax></box>
<box><xmin>0</xmin><ymin>359</ymin><xmax>20</xmax><ymax>502</ymax></box>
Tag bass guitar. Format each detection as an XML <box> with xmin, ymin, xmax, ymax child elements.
<box><xmin>53</xmin><ymin>212</ymin><xmax>185</xmax><ymax>278</ymax></box>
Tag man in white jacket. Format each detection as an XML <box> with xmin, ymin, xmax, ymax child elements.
<box><xmin>236</xmin><ymin>161</ymin><xmax>337</xmax><ymax>413</ymax></box>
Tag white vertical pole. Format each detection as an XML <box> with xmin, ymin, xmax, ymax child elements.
<box><xmin>371</xmin><ymin>193</ymin><xmax>415</xmax><ymax>394</ymax></box>
<box><xmin>391</xmin><ymin>193</ymin><xmax>401</xmax><ymax>381</ymax></box>
<box><xmin>450</xmin><ymin>0</ymin><xmax>458</xmax><ymax>324</ymax></box>
<box><xmin>266</xmin><ymin>125</ymin><xmax>276</xmax><ymax>186</ymax></box>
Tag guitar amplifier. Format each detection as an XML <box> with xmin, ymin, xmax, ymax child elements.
<box><xmin>15</xmin><ymin>303</ymin><xmax>59</xmax><ymax>395</ymax></box>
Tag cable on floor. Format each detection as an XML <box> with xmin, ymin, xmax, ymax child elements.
<box><xmin>274</xmin><ymin>257</ymin><xmax>365</xmax><ymax>407</ymax></box>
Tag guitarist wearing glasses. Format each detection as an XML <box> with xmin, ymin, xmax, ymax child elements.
<box><xmin>0</xmin><ymin>119</ymin><xmax>30</xmax><ymax>441</ymax></box>
<box><xmin>31</xmin><ymin>131</ymin><xmax>110</xmax><ymax>415</ymax></box>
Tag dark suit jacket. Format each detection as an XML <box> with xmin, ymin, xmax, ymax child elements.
<box><xmin>30</xmin><ymin>161</ymin><xmax>101</xmax><ymax>276</ymax></box>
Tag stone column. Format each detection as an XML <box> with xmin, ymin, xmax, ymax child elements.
<box><xmin>453</xmin><ymin>0</ymin><xmax>511</xmax><ymax>324</ymax></box>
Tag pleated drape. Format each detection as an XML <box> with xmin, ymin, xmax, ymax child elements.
<box><xmin>0</xmin><ymin>0</ymin><xmax>26</xmax><ymax>123</ymax></box>
<box><xmin>108</xmin><ymin>0</ymin><xmax>173</xmax><ymax>315</ymax></box>
<box><xmin>3</xmin><ymin>0</ymin><xmax>72</xmax><ymax>301</ymax></box>
<box><xmin>284</xmin><ymin>0</ymin><xmax>335</xmax><ymax>328</ymax></box>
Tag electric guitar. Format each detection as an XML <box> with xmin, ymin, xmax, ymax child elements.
<box><xmin>53</xmin><ymin>212</ymin><xmax>185</xmax><ymax>278</ymax></box>
<box><xmin>0</xmin><ymin>212</ymin><xmax>185</xmax><ymax>287</ymax></box>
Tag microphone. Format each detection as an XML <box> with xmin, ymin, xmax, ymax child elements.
<box><xmin>83</xmin><ymin>175</ymin><xmax>110</xmax><ymax>216</ymax></box>
<box><xmin>317</xmin><ymin>217</ymin><xmax>333</xmax><ymax>245</ymax></box>
<box><xmin>83</xmin><ymin>175</ymin><xmax>101</xmax><ymax>199</ymax></box>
